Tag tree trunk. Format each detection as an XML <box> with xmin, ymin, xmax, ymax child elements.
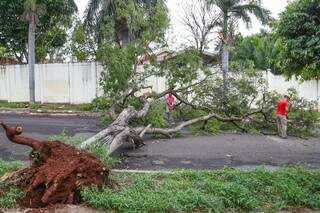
<box><xmin>222</xmin><ymin>44</ymin><xmax>229</xmax><ymax>88</ymax></box>
<box><xmin>28</xmin><ymin>15</ymin><xmax>36</xmax><ymax>103</ymax></box>
<box><xmin>121</xmin><ymin>27</ymin><xmax>129</xmax><ymax>48</ymax></box>
<box><xmin>221</xmin><ymin>13</ymin><xmax>229</xmax><ymax>92</ymax></box>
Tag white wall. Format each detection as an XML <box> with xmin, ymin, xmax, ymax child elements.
<box><xmin>0</xmin><ymin>62</ymin><xmax>318</xmax><ymax>105</ymax></box>
<box><xmin>266</xmin><ymin>72</ymin><xmax>319</xmax><ymax>103</ymax></box>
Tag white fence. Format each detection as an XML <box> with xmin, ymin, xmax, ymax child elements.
<box><xmin>0</xmin><ymin>62</ymin><xmax>319</xmax><ymax>105</ymax></box>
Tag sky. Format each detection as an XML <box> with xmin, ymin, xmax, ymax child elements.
<box><xmin>75</xmin><ymin>0</ymin><xmax>288</xmax><ymax>49</ymax></box>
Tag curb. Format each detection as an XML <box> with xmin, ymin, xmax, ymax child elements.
<box><xmin>0</xmin><ymin>108</ymin><xmax>103</xmax><ymax>118</ymax></box>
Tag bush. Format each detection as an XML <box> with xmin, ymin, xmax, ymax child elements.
<box><xmin>144</xmin><ymin>99</ymin><xmax>168</xmax><ymax>128</ymax></box>
<box><xmin>128</xmin><ymin>99</ymin><xmax>168</xmax><ymax>128</ymax></box>
<box><xmin>90</xmin><ymin>97</ymin><xmax>112</xmax><ymax>112</ymax></box>
<box><xmin>175</xmin><ymin>67</ymin><xmax>319</xmax><ymax>137</ymax></box>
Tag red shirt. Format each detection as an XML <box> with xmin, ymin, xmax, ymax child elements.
<box><xmin>276</xmin><ymin>99</ymin><xmax>288</xmax><ymax>116</ymax></box>
<box><xmin>166</xmin><ymin>95</ymin><xmax>174</xmax><ymax>106</ymax></box>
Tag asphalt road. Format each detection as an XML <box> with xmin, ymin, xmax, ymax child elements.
<box><xmin>118</xmin><ymin>134</ymin><xmax>320</xmax><ymax>170</ymax></box>
<box><xmin>0</xmin><ymin>114</ymin><xmax>100</xmax><ymax>161</ymax></box>
<box><xmin>0</xmin><ymin>114</ymin><xmax>319</xmax><ymax>170</ymax></box>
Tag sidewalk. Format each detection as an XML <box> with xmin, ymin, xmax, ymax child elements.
<box><xmin>0</xmin><ymin>108</ymin><xmax>103</xmax><ymax>117</ymax></box>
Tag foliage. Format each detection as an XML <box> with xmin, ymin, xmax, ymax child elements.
<box><xmin>143</xmin><ymin>99</ymin><xmax>168</xmax><ymax>128</ymax></box>
<box><xmin>99</xmin><ymin>45</ymin><xmax>136</xmax><ymax>97</ymax></box>
<box><xmin>71</xmin><ymin>21</ymin><xmax>96</xmax><ymax>62</ymax></box>
<box><xmin>255</xmin><ymin>88</ymin><xmax>320</xmax><ymax>137</ymax></box>
<box><xmin>0</xmin><ymin>46</ymin><xmax>7</xmax><ymax>58</ymax></box>
<box><xmin>173</xmin><ymin>63</ymin><xmax>318</xmax><ymax>137</ymax></box>
<box><xmin>127</xmin><ymin>98</ymin><xmax>168</xmax><ymax>128</ymax></box>
<box><xmin>159</xmin><ymin>48</ymin><xmax>205</xmax><ymax>88</ymax></box>
<box><xmin>207</xmin><ymin>0</ymin><xmax>272</xmax><ymax>33</ymax></box>
<box><xmin>95</xmin><ymin>0</ymin><xmax>169</xmax><ymax>99</ymax></box>
<box><xmin>192</xmin><ymin>62</ymin><xmax>265</xmax><ymax>117</ymax></box>
<box><xmin>231</xmin><ymin>33</ymin><xmax>281</xmax><ymax>74</ymax></box>
<box><xmin>82</xmin><ymin>167</ymin><xmax>320</xmax><ymax>212</ymax></box>
<box><xmin>274</xmin><ymin>0</ymin><xmax>320</xmax><ymax>80</ymax></box>
<box><xmin>0</xmin><ymin>0</ymin><xmax>77</xmax><ymax>63</ymax></box>
<box><xmin>84</xmin><ymin>0</ymin><xmax>168</xmax><ymax>48</ymax></box>
<box><xmin>90</xmin><ymin>97</ymin><xmax>112</xmax><ymax>112</ymax></box>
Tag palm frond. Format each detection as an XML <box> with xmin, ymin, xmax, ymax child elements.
<box><xmin>231</xmin><ymin>3</ymin><xmax>272</xmax><ymax>25</ymax></box>
<box><xmin>232</xmin><ymin>9</ymin><xmax>251</xmax><ymax>28</ymax></box>
<box><xmin>68</xmin><ymin>0</ymin><xmax>78</xmax><ymax>12</ymax></box>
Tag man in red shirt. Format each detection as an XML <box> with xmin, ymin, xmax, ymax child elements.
<box><xmin>166</xmin><ymin>93</ymin><xmax>175</xmax><ymax>124</ymax></box>
<box><xmin>276</xmin><ymin>95</ymin><xmax>290</xmax><ymax>138</ymax></box>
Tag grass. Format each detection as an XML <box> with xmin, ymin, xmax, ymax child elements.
<box><xmin>0</xmin><ymin>161</ymin><xmax>24</xmax><ymax>209</ymax></box>
<box><xmin>0</xmin><ymin>101</ymin><xmax>94</xmax><ymax>112</ymax></box>
<box><xmin>81</xmin><ymin>167</ymin><xmax>320</xmax><ymax>212</ymax></box>
<box><xmin>0</xmin><ymin>160</ymin><xmax>22</xmax><ymax>177</ymax></box>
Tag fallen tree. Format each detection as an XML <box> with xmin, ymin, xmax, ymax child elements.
<box><xmin>80</xmin><ymin>86</ymin><xmax>264</xmax><ymax>154</ymax></box>
<box><xmin>0</xmin><ymin>122</ymin><xmax>109</xmax><ymax>208</ymax></box>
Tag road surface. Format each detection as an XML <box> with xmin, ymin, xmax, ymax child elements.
<box><xmin>0</xmin><ymin>114</ymin><xmax>99</xmax><ymax>161</ymax></box>
<box><xmin>0</xmin><ymin>114</ymin><xmax>319</xmax><ymax>170</ymax></box>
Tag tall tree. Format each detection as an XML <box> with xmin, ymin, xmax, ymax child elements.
<box><xmin>231</xmin><ymin>32</ymin><xmax>281</xmax><ymax>73</ymax></box>
<box><xmin>206</xmin><ymin>0</ymin><xmax>271</xmax><ymax>86</ymax></box>
<box><xmin>274</xmin><ymin>0</ymin><xmax>320</xmax><ymax>80</ymax></box>
<box><xmin>84</xmin><ymin>0</ymin><xmax>156</xmax><ymax>49</ymax></box>
<box><xmin>180</xmin><ymin>0</ymin><xmax>220</xmax><ymax>54</ymax></box>
<box><xmin>0</xmin><ymin>0</ymin><xmax>77</xmax><ymax>63</ymax></box>
<box><xmin>23</xmin><ymin>0</ymin><xmax>45</xmax><ymax>103</ymax></box>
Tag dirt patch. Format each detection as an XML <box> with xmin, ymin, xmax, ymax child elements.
<box><xmin>0</xmin><ymin>122</ymin><xmax>109</xmax><ymax>208</ymax></box>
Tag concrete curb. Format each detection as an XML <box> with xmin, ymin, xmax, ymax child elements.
<box><xmin>0</xmin><ymin>108</ymin><xmax>103</xmax><ymax>117</ymax></box>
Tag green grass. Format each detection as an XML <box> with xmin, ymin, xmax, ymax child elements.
<box><xmin>0</xmin><ymin>160</ymin><xmax>22</xmax><ymax>177</ymax></box>
<box><xmin>82</xmin><ymin>167</ymin><xmax>320</xmax><ymax>212</ymax></box>
<box><xmin>0</xmin><ymin>161</ymin><xmax>24</xmax><ymax>209</ymax></box>
<box><xmin>0</xmin><ymin>101</ymin><xmax>93</xmax><ymax>112</ymax></box>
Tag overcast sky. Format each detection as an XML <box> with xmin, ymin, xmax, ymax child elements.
<box><xmin>75</xmin><ymin>0</ymin><xmax>288</xmax><ymax>49</ymax></box>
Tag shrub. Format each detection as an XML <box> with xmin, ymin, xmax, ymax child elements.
<box><xmin>90</xmin><ymin>97</ymin><xmax>112</xmax><ymax>112</ymax></box>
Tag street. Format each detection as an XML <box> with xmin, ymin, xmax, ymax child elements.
<box><xmin>0</xmin><ymin>114</ymin><xmax>100</xmax><ymax>161</ymax></box>
<box><xmin>0</xmin><ymin>114</ymin><xmax>319</xmax><ymax>170</ymax></box>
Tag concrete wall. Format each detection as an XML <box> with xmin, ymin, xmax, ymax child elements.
<box><xmin>266</xmin><ymin>71</ymin><xmax>319</xmax><ymax>103</ymax></box>
<box><xmin>0</xmin><ymin>62</ymin><xmax>167</xmax><ymax>104</ymax></box>
<box><xmin>0</xmin><ymin>62</ymin><xmax>318</xmax><ymax>105</ymax></box>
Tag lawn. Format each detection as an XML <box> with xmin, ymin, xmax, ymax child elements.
<box><xmin>82</xmin><ymin>168</ymin><xmax>320</xmax><ymax>212</ymax></box>
<box><xmin>0</xmin><ymin>160</ymin><xmax>319</xmax><ymax>212</ymax></box>
<box><xmin>0</xmin><ymin>101</ymin><xmax>94</xmax><ymax>112</ymax></box>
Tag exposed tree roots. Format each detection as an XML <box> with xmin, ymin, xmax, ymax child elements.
<box><xmin>0</xmin><ymin>122</ymin><xmax>109</xmax><ymax>208</ymax></box>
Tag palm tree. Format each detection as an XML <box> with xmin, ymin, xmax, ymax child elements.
<box><xmin>84</xmin><ymin>0</ymin><xmax>155</xmax><ymax>48</ymax></box>
<box><xmin>23</xmin><ymin>0</ymin><xmax>45</xmax><ymax>103</ymax></box>
<box><xmin>207</xmin><ymin>0</ymin><xmax>272</xmax><ymax>86</ymax></box>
